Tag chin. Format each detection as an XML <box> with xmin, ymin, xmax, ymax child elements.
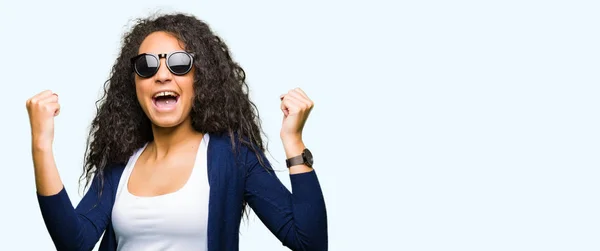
<box><xmin>149</xmin><ymin>114</ymin><xmax>187</xmax><ymax>128</ymax></box>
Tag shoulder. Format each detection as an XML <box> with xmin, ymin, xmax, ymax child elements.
<box><xmin>102</xmin><ymin>163</ymin><xmax>126</xmax><ymax>188</ymax></box>
<box><xmin>206</xmin><ymin>132</ymin><xmax>261</xmax><ymax>162</ymax></box>
<box><xmin>206</xmin><ymin>132</ymin><xmax>234</xmax><ymax>149</ymax></box>
<box><xmin>206</xmin><ymin>132</ymin><xmax>252</xmax><ymax>153</ymax></box>
<box><xmin>103</xmin><ymin>143</ymin><xmax>147</xmax><ymax>185</ymax></box>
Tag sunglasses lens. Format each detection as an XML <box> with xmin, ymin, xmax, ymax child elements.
<box><xmin>135</xmin><ymin>55</ymin><xmax>159</xmax><ymax>77</ymax></box>
<box><xmin>168</xmin><ymin>52</ymin><xmax>193</xmax><ymax>75</ymax></box>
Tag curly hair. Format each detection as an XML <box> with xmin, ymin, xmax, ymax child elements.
<box><xmin>81</xmin><ymin>13</ymin><xmax>268</xmax><ymax>198</ymax></box>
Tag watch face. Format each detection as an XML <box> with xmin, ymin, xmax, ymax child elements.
<box><xmin>303</xmin><ymin>149</ymin><xmax>313</xmax><ymax>166</ymax></box>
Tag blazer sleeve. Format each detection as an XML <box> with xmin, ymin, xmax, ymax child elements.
<box><xmin>36</xmin><ymin>169</ymin><xmax>116</xmax><ymax>251</ymax></box>
<box><xmin>243</xmin><ymin>148</ymin><xmax>328</xmax><ymax>251</ymax></box>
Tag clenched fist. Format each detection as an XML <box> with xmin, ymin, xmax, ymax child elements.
<box><xmin>279</xmin><ymin>88</ymin><xmax>314</xmax><ymax>143</ymax></box>
<box><xmin>26</xmin><ymin>90</ymin><xmax>60</xmax><ymax>150</ymax></box>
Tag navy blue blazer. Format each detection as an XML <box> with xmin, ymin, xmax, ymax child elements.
<box><xmin>37</xmin><ymin>133</ymin><xmax>328</xmax><ymax>250</ymax></box>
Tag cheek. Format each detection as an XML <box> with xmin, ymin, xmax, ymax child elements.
<box><xmin>135</xmin><ymin>86</ymin><xmax>144</xmax><ymax>104</ymax></box>
<box><xmin>179</xmin><ymin>77</ymin><xmax>196</xmax><ymax>102</ymax></box>
<box><xmin>134</xmin><ymin>81</ymin><xmax>152</xmax><ymax>105</ymax></box>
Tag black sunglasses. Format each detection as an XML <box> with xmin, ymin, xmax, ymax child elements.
<box><xmin>130</xmin><ymin>51</ymin><xmax>195</xmax><ymax>78</ymax></box>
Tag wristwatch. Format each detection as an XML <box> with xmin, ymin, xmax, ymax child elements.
<box><xmin>286</xmin><ymin>148</ymin><xmax>314</xmax><ymax>168</ymax></box>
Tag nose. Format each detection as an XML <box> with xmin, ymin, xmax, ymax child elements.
<box><xmin>154</xmin><ymin>57</ymin><xmax>172</xmax><ymax>84</ymax></box>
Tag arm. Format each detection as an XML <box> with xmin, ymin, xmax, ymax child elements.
<box><xmin>244</xmin><ymin>148</ymin><xmax>328</xmax><ymax>251</ymax></box>
<box><xmin>27</xmin><ymin>90</ymin><xmax>111</xmax><ymax>250</ymax></box>
<box><xmin>37</xmin><ymin>167</ymin><xmax>114</xmax><ymax>251</ymax></box>
<box><xmin>244</xmin><ymin>88</ymin><xmax>327</xmax><ymax>250</ymax></box>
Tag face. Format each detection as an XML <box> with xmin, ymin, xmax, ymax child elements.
<box><xmin>135</xmin><ymin>31</ymin><xmax>195</xmax><ymax>128</ymax></box>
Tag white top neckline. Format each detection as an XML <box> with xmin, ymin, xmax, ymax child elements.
<box><xmin>123</xmin><ymin>140</ymin><xmax>200</xmax><ymax>199</ymax></box>
<box><xmin>112</xmin><ymin>133</ymin><xmax>211</xmax><ymax>251</ymax></box>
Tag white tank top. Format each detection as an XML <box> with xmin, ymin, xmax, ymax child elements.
<box><xmin>112</xmin><ymin>134</ymin><xmax>210</xmax><ymax>251</ymax></box>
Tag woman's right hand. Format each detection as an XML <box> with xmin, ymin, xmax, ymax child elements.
<box><xmin>26</xmin><ymin>90</ymin><xmax>60</xmax><ymax>150</ymax></box>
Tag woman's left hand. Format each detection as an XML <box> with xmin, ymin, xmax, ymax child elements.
<box><xmin>280</xmin><ymin>88</ymin><xmax>314</xmax><ymax>144</ymax></box>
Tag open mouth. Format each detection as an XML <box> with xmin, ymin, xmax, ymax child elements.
<box><xmin>152</xmin><ymin>91</ymin><xmax>180</xmax><ymax>110</ymax></box>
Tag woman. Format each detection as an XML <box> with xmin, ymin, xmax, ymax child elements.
<box><xmin>26</xmin><ymin>13</ymin><xmax>327</xmax><ymax>251</ymax></box>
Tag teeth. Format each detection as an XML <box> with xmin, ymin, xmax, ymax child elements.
<box><xmin>153</xmin><ymin>91</ymin><xmax>179</xmax><ymax>98</ymax></box>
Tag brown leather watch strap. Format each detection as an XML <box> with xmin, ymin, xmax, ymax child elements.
<box><xmin>286</xmin><ymin>155</ymin><xmax>304</xmax><ymax>168</ymax></box>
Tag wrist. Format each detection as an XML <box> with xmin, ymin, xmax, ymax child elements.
<box><xmin>282</xmin><ymin>140</ymin><xmax>305</xmax><ymax>159</ymax></box>
<box><xmin>285</xmin><ymin>147</ymin><xmax>314</xmax><ymax>174</ymax></box>
<box><xmin>280</xmin><ymin>132</ymin><xmax>302</xmax><ymax>143</ymax></box>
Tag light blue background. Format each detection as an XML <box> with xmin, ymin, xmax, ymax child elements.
<box><xmin>1</xmin><ymin>0</ymin><xmax>598</xmax><ymax>250</ymax></box>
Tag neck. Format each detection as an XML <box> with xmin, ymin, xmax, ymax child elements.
<box><xmin>148</xmin><ymin>118</ymin><xmax>203</xmax><ymax>160</ymax></box>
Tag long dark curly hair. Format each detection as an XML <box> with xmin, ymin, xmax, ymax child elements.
<box><xmin>81</xmin><ymin>13</ymin><xmax>267</xmax><ymax>198</ymax></box>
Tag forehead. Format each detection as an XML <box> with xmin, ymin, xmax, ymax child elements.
<box><xmin>138</xmin><ymin>31</ymin><xmax>185</xmax><ymax>54</ymax></box>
